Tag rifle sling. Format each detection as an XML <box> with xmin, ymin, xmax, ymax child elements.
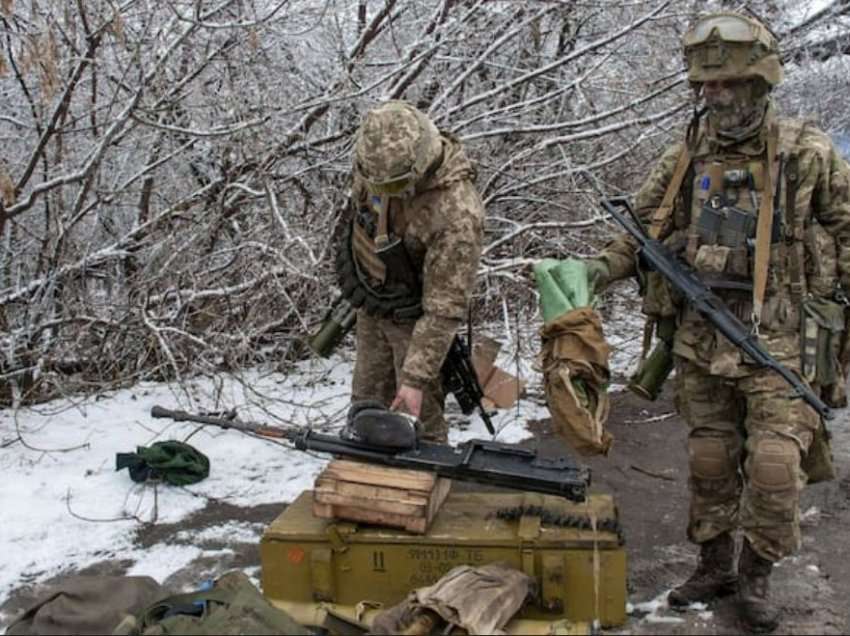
<box><xmin>649</xmin><ymin>146</ymin><xmax>691</xmax><ymax>240</ymax></box>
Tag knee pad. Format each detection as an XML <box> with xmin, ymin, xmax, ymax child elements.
<box><xmin>748</xmin><ymin>436</ymin><xmax>800</xmax><ymax>494</ymax></box>
<box><xmin>689</xmin><ymin>435</ymin><xmax>737</xmax><ymax>480</ymax></box>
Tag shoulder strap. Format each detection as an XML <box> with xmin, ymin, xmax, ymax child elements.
<box><xmin>649</xmin><ymin>145</ymin><xmax>691</xmax><ymax>239</ymax></box>
<box><xmin>390</xmin><ymin>197</ymin><xmax>408</xmax><ymax>237</ymax></box>
<box><xmin>780</xmin><ymin>119</ymin><xmax>811</xmax><ymax>304</ymax></box>
<box><xmin>752</xmin><ymin>123</ymin><xmax>780</xmax><ymax>324</ymax></box>
<box><xmin>785</xmin><ymin>153</ymin><xmax>804</xmax><ymax>303</ymax></box>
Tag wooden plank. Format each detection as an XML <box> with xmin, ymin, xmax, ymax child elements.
<box><xmin>311</xmin><ymin>501</ymin><xmax>334</xmax><ymax>519</ymax></box>
<box><xmin>426</xmin><ymin>478</ymin><xmax>452</xmax><ymax>521</ymax></box>
<box><xmin>322</xmin><ymin>461</ymin><xmax>436</xmax><ymax>492</ymax></box>
<box><xmin>322</xmin><ymin>460</ymin><xmax>436</xmax><ymax>491</ymax></box>
<box><xmin>314</xmin><ymin>486</ymin><xmax>428</xmax><ymax>517</ymax></box>
<box><xmin>314</xmin><ymin>478</ymin><xmax>430</xmax><ymax>508</ymax></box>
<box><xmin>312</xmin><ymin>500</ymin><xmax>428</xmax><ymax>534</ymax></box>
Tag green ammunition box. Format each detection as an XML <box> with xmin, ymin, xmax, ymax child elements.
<box><xmin>261</xmin><ymin>490</ymin><xmax>627</xmax><ymax>629</ymax></box>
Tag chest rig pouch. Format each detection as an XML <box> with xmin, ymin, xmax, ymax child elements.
<box><xmin>690</xmin><ymin>160</ymin><xmax>772</xmax><ymax>292</ymax></box>
<box><xmin>336</xmin><ymin>195</ymin><xmax>423</xmax><ymax>322</ymax></box>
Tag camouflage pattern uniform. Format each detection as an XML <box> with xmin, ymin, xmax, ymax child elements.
<box><xmin>594</xmin><ymin>11</ymin><xmax>850</xmax><ymax>631</ymax></box>
<box><xmin>345</xmin><ymin>102</ymin><xmax>484</xmax><ymax>442</ymax></box>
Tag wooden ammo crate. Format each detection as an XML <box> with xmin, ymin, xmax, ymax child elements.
<box><xmin>312</xmin><ymin>460</ymin><xmax>452</xmax><ymax>533</ymax></box>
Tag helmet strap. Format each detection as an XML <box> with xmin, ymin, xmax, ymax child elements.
<box><xmin>687</xmin><ymin>105</ymin><xmax>706</xmax><ymax>150</ymax></box>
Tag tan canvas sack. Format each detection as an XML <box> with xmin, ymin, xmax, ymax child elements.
<box><xmin>539</xmin><ymin>307</ymin><xmax>613</xmax><ymax>456</ymax></box>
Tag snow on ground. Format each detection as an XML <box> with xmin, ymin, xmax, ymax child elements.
<box><xmin>0</xmin><ymin>345</ymin><xmax>551</xmax><ymax>605</ymax></box>
<box><xmin>0</xmin><ymin>315</ymin><xmax>644</xmax><ymax>609</ymax></box>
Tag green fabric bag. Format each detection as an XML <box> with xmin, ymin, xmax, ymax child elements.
<box><xmin>116</xmin><ymin>441</ymin><xmax>209</xmax><ymax>486</ymax></box>
<box><xmin>119</xmin><ymin>572</ymin><xmax>310</xmax><ymax>636</ymax></box>
<box><xmin>534</xmin><ymin>258</ymin><xmax>594</xmax><ymax>323</ymax></box>
<box><xmin>534</xmin><ymin>259</ymin><xmax>574</xmax><ymax>323</ymax></box>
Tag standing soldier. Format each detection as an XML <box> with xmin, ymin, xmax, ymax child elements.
<box><xmin>336</xmin><ymin>101</ymin><xmax>485</xmax><ymax>443</ymax></box>
<box><xmin>583</xmin><ymin>12</ymin><xmax>850</xmax><ymax>633</ymax></box>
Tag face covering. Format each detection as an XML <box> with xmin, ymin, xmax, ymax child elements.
<box><xmin>703</xmin><ymin>78</ymin><xmax>769</xmax><ymax>143</ymax></box>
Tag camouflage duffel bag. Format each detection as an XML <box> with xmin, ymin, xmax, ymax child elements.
<box><xmin>117</xmin><ymin>571</ymin><xmax>309</xmax><ymax>636</ymax></box>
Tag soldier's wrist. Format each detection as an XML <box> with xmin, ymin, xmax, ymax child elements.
<box><xmin>399</xmin><ymin>370</ymin><xmax>429</xmax><ymax>390</ymax></box>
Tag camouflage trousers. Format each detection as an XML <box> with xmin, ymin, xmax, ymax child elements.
<box><xmin>675</xmin><ymin>359</ymin><xmax>818</xmax><ymax>562</ymax></box>
<box><xmin>351</xmin><ymin>311</ymin><xmax>448</xmax><ymax>442</ymax></box>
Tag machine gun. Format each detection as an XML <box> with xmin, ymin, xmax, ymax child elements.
<box><xmin>150</xmin><ymin>405</ymin><xmax>589</xmax><ymax>502</ymax></box>
<box><xmin>594</xmin><ymin>194</ymin><xmax>834</xmax><ymax>421</ymax></box>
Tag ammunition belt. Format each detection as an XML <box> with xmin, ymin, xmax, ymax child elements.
<box><xmin>494</xmin><ymin>505</ymin><xmax>625</xmax><ymax>545</ymax></box>
<box><xmin>336</xmin><ymin>218</ymin><xmax>423</xmax><ymax>322</ymax></box>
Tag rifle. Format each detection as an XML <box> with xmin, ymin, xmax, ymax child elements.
<box><xmin>442</xmin><ymin>335</ymin><xmax>496</xmax><ymax>435</ymax></box>
<box><xmin>593</xmin><ymin>194</ymin><xmax>834</xmax><ymax>421</ymax></box>
<box><xmin>150</xmin><ymin>405</ymin><xmax>589</xmax><ymax>501</ymax></box>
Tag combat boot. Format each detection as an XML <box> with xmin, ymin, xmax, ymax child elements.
<box><xmin>738</xmin><ymin>539</ymin><xmax>779</xmax><ymax>633</ymax></box>
<box><xmin>668</xmin><ymin>533</ymin><xmax>737</xmax><ymax>608</ymax></box>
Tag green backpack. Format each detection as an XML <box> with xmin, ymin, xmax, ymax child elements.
<box><xmin>118</xmin><ymin>572</ymin><xmax>309</xmax><ymax>636</ymax></box>
<box><xmin>116</xmin><ymin>441</ymin><xmax>210</xmax><ymax>486</ymax></box>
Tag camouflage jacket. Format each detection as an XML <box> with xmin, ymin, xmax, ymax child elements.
<box><xmin>350</xmin><ymin>135</ymin><xmax>485</xmax><ymax>388</ymax></box>
<box><xmin>601</xmin><ymin>105</ymin><xmax>850</xmax><ymax>375</ymax></box>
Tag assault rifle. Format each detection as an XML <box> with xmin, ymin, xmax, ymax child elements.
<box><xmin>150</xmin><ymin>405</ymin><xmax>589</xmax><ymax>501</ymax></box>
<box><xmin>595</xmin><ymin>194</ymin><xmax>834</xmax><ymax>421</ymax></box>
<box><xmin>442</xmin><ymin>335</ymin><xmax>496</xmax><ymax>435</ymax></box>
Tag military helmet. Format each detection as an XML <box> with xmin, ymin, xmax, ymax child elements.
<box><xmin>353</xmin><ymin>100</ymin><xmax>443</xmax><ymax>196</ymax></box>
<box><xmin>683</xmin><ymin>12</ymin><xmax>783</xmax><ymax>86</ymax></box>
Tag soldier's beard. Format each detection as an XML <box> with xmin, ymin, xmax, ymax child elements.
<box><xmin>704</xmin><ymin>81</ymin><xmax>769</xmax><ymax>144</ymax></box>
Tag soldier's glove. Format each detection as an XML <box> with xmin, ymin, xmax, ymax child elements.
<box><xmin>584</xmin><ymin>258</ymin><xmax>611</xmax><ymax>295</ymax></box>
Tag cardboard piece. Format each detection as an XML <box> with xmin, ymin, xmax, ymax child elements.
<box><xmin>471</xmin><ymin>336</ymin><xmax>525</xmax><ymax>410</ymax></box>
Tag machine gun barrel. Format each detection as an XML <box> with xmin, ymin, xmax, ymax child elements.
<box><xmin>151</xmin><ymin>405</ymin><xmax>589</xmax><ymax>501</ymax></box>
<box><xmin>597</xmin><ymin>196</ymin><xmax>833</xmax><ymax>421</ymax></box>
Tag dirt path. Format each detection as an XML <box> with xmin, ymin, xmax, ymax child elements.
<box><xmin>3</xmin><ymin>387</ymin><xmax>849</xmax><ymax>635</ymax></box>
<box><xmin>577</xmin><ymin>386</ymin><xmax>850</xmax><ymax>635</ymax></box>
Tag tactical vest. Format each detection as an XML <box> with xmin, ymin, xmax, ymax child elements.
<box><xmin>643</xmin><ymin>119</ymin><xmax>840</xmax><ymax>328</ymax></box>
<box><xmin>336</xmin><ymin>194</ymin><xmax>424</xmax><ymax>321</ymax></box>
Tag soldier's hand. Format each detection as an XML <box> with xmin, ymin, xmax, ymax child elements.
<box><xmin>391</xmin><ymin>384</ymin><xmax>423</xmax><ymax>418</ymax></box>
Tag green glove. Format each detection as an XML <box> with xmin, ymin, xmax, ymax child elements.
<box><xmin>584</xmin><ymin>258</ymin><xmax>611</xmax><ymax>294</ymax></box>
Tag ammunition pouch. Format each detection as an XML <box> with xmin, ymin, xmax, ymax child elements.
<box><xmin>802</xmin><ymin>297</ymin><xmax>847</xmax><ymax>408</ymax></box>
<box><xmin>803</xmin><ymin>419</ymin><xmax>836</xmax><ymax>485</ymax></box>
<box><xmin>336</xmin><ymin>218</ymin><xmax>423</xmax><ymax>322</ymax></box>
<box><xmin>696</xmin><ymin>198</ymin><xmax>756</xmax><ymax>249</ymax></box>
